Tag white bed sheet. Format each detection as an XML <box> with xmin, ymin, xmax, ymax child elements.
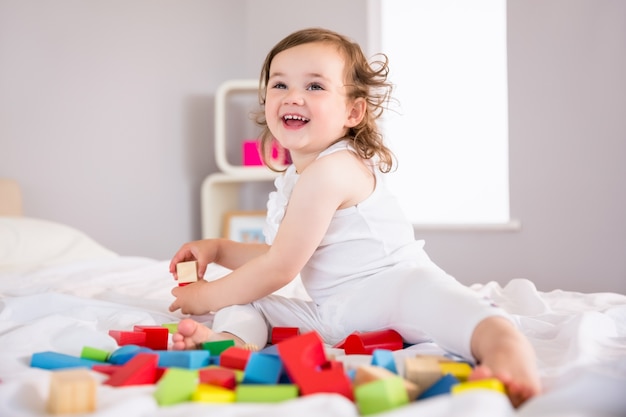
<box><xmin>0</xmin><ymin>218</ymin><xmax>625</xmax><ymax>417</ymax></box>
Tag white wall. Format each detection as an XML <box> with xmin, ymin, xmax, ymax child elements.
<box><xmin>1</xmin><ymin>0</ymin><xmax>624</xmax><ymax>293</ymax></box>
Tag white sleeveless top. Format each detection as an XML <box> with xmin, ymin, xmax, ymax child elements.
<box><xmin>264</xmin><ymin>141</ymin><xmax>426</xmax><ymax>304</ymax></box>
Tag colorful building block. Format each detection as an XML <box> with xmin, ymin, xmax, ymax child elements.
<box><xmin>108</xmin><ymin>345</ymin><xmax>152</xmax><ymax>365</ymax></box>
<box><xmin>277</xmin><ymin>331</ymin><xmax>353</xmax><ymax>400</ymax></box>
<box><xmin>439</xmin><ymin>361</ymin><xmax>473</xmax><ymax>382</ymax></box>
<box><xmin>80</xmin><ymin>346</ymin><xmax>109</xmax><ymax>362</ymax></box>
<box><xmin>155</xmin><ymin>350</ymin><xmax>210</xmax><ymax>369</ymax></box>
<box><xmin>451</xmin><ymin>378</ymin><xmax>506</xmax><ymax>395</ymax></box>
<box><xmin>162</xmin><ymin>323</ymin><xmax>178</xmax><ymax>334</ymax></box>
<box><xmin>235</xmin><ymin>384</ymin><xmax>299</xmax><ymax>403</ymax></box>
<box><xmin>153</xmin><ymin>368</ymin><xmax>198</xmax><ymax>406</ymax></box>
<box><xmin>134</xmin><ymin>325</ymin><xmax>169</xmax><ymax>350</ymax></box>
<box><xmin>108</xmin><ymin>330</ymin><xmax>147</xmax><ymax>346</ymax></box>
<box><xmin>417</xmin><ymin>373</ymin><xmax>459</xmax><ymax>400</ymax></box>
<box><xmin>242</xmin><ymin>352</ymin><xmax>283</xmax><ymax>384</ymax></box>
<box><xmin>340</xmin><ymin>329</ymin><xmax>404</xmax><ymax>354</ymax></box>
<box><xmin>198</xmin><ymin>367</ymin><xmax>237</xmax><ymax>389</ymax></box>
<box><xmin>192</xmin><ymin>384</ymin><xmax>236</xmax><ymax>403</ymax></box>
<box><xmin>31</xmin><ymin>351</ymin><xmax>102</xmax><ymax>370</ymax></box>
<box><xmin>220</xmin><ymin>347</ymin><xmax>252</xmax><ymax>370</ymax></box>
<box><xmin>201</xmin><ymin>339</ymin><xmax>235</xmax><ymax>356</ymax></box>
<box><xmin>371</xmin><ymin>349</ymin><xmax>397</xmax><ymax>374</ymax></box>
<box><xmin>354</xmin><ymin>375</ymin><xmax>409</xmax><ymax>415</ymax></box>
<box><xmin>354</xmin><ymin>365</ymin><xmax>420</xmax><ymax>401</ymax></box>
<box><xmin>176</xmin><ymin>260</ymin><xmax>198</xmax><ymax>286</ymax></box>
<box><xmin>47</xmin><ymin>369</ymin><xmax>96</xmax><ymax>415</ymax></box>
<box><xmin>104</xmin><ymin>353</ymin><xmax>159</xmax><ymax>387</ymax></box>
<box><xmin>271</xmin><ymin>327</ymin><xmax>300</xmax><ymax>344</ymax></box>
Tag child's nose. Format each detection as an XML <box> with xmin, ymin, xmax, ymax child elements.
<box><xmin>283</xmin><ymin>89</ymin><xmax>304</xmax><ymax>105</ymax></box>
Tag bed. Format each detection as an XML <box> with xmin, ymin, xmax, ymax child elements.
<box><xmin>1</xmin><ymin>185</ymin><xmax>625</xmax><ymax>417</ymax></box>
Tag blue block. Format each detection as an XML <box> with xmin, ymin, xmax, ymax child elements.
<box><xmin>30</xmin><ymin>351</ymin><xmax>102</xmax><ymax>370</ymax></box>
<box><xmin>155</xmin><ymin>350</ymin><xmax>210</xmax><ymax>369</ymax></box>
<box><xmin>418</xmin><ymin>374</ymin><xmax>459</xmax><ymax>400</ymax></box>
<box><xmin>108</xmin><ymin>345</ymin><xmax>153</xmax><ymax>365</ymax></box>
<box><xmin>242</xmin><ymin>352</ymin><xmax>283</xmax><ymax>384</ymax></box>
<box><xmin>371</xmin><ymin>349</ymin><xmax>397</xmax><ymax>374</ymax></box>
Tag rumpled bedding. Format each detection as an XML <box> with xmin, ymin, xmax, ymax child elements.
<box><xmin>0</xmin><ymin>218</ymin><xmax>625</xmax><ymax>417</ymax></box>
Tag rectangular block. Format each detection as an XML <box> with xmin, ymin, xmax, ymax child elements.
<box><xmin>134</xmin><ymin>325</ymin><xmax>169</xmax><ymax>350</ymax></box>
<box><xmin>31</xmin><ymin>351</ymin><xmax>102</xmax><ymax>370</ymax></box>
<box><xmin>156</xmin><ymin>350</ymin><xmax>210</xmax><ymax>369</ymax></box>
<box><xmin>80</xmin><ymin>346</ymin><xmax>109</xmax><ymax>362</ymax></box>
<box><xmin>48</xmin><ymin>369</ymin><xmax>96</xmax><ymax>415</ymax></box>
<box><xmin>108</xmin><ymin>330</ymin><xmax>147</xmax><ymax>346</ymax></box>
<box><xmin>235</xmin><ymin>384</ymin><xmax>299</xmax><ymax>403</ymax></box>
<box><xmin>192</xmin><ymin>384</ymin><xmax>236</xmax><ymax>403</ymax></box>
<box><xmin>176</xmin><ymin>261</ymin><xmax>198</xmax><ymax>286</ymax></box>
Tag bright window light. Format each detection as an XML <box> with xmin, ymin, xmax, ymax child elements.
<box><xmin>380</xmin><ymin>0</ymin><xmax>510</xmax><ymax>225</ymax></box>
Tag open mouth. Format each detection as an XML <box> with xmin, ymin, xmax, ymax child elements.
<box><xmin>283</xmin><ymin>114</ymin><xmax>310</xmax><ymax>127</ymax></box>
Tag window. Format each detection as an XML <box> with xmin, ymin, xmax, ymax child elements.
<box><xmin>378</xmin><ymin>0</ymin><xmax>512</xmax><ymax>227</ymax></box>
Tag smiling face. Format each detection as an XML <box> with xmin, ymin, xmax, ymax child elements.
<box><xmin>264</xmin><ymin>42</ymin><xmax>362</xmax><ymax>162</ymax></box>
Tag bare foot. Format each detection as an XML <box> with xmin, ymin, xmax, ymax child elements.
<box><xmin>170</xmin><ymin>318</ymin><xmax>244</xmax><ymax>350</ymax></box>
<box><xmin>469</xmin><ymin>364</ymin><xmax>540</xmax><ymax>408</ymax></box>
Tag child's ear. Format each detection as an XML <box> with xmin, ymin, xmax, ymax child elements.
<box><xmin>346</xmin><ymin>98</ymin><xmax>366</xmax><ymax>128</ymax></box>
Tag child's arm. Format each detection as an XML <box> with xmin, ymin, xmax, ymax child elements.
<box><xmin>169</xmin><ymin>238</ymin><xmax>269</xmax><ymax>280</ymax></box>
<box><xmin>169</xmin><ymin>150</ymin><xmax>373</xmax><ymax>315</ymax></box>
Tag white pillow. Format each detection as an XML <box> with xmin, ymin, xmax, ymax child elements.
<box><xmin>0</xmin><ymin>217</ymin><xmax>118</xmax><ymax>272</ymax></box>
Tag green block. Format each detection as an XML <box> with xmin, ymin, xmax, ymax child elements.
<box><xmin>161</xmin><ymin>323</ymin><xmax>178</xmax><ymax>334</ymax></box>
<box><xmin>235</xmin><ymin>384</ymin><xmax>299</xmax><ymax>403</ymax></box>
<box><xmin>201</xmin><ymin>339</ymin><xmax>235</xmax><ymax>356</ymax></box>
<box><xmin>80</xmin><ymin>346</ymin><xmax>109</xmax><ymax>362</ymax></box>
<box><xmin>355</xmin><ymin>376</ymin><xmax>409</xmax><ymax>416</ymax></box>
<box><xmin>154</xmin><ymin>368</ymin><xmax>198</xmax><ymax>406</ymax></box>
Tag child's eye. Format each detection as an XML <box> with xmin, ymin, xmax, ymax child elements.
<box><xmin>307</xmin><ymin>83</ymin><xmax>324</xmax><ymax>91</ymax></box>
<box><xmin>272</xmin><ymin>82</ymin><xmax>287</xmax><ymax>89</ymax></box>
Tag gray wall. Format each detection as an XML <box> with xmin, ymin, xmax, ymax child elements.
<box><xmin>1</xmin><ymin>0</ymin><xmax>624</xmax><ymax>293</ymax></box>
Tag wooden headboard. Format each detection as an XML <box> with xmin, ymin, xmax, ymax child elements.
<box><xmin>0</xmin><ymin>179</ymin><xmax>23</xmax><ymax>216</ymax></box>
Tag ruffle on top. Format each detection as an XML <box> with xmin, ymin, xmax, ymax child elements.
<box><xmin>263</xmin><ymin>164</ymin><xmax>299</xmax><ymax>245</ymax></box>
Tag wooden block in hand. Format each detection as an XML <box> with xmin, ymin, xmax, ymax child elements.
<box><xmin>176</xmin><ymin>261</ymin><xmax>198</xmax><ymax>286</ymax></box>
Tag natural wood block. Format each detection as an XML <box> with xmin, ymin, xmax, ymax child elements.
<box><xmin>47</xmin><ymin>369</ymin><xmax>96</xmax><ymax>415</ymax></box>
<box><xmin>176</xmin><ymin>261</ymin><xmax>198</xmax><ymax>285</ymax></box>
<box><xmin>404</xmin><ymin>356</ymin><xmax>442</xmax><ymax>391</ymax></box>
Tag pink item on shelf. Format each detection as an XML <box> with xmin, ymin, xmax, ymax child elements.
<box><xmin>242</xmin><ymin>139</ymin><xmax>290</xmax><ymax>166</ymax></box>
<box><xmin>243</xmin><ymin>140</ymin><xmax>263</xmax><ymax>166</ymax></box>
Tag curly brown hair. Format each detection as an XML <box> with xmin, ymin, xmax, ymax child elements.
<box><xmin>254</xmin><ymin>27</ymin><xmax>395</xmax><ymax>173</ymax></box>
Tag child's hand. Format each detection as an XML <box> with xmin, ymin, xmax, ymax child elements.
<box><xmin>169</xmin><ymin>240</ymin><xmax>218</xmax><ymax>282</ymax></box>
<box><xmin>169</xmin><ymin>280</ymin><xmax>213</xmax><ymax>315</ymax></box>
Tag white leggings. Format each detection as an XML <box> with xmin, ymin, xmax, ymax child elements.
<box><xmin>212</xmin><ymin>263</ymin><xmax>510</xmax><ymax>361</ymax></box>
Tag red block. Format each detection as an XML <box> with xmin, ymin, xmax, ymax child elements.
<box><xmin>219</xmin><ymin>347</ymin><xmax>252</xmax><ymax>371</ymax></box>
<box><xmin>108</xmin><ymin>330</ymin><xmax>147</xmax><ymax>346</ymax></box>
<box><xmin>271</xmin><ymin>327</ymin><xmax>300</xmax><ymax>345</ymax></box>
<box><xmin>278</xmin><ymin>331</ymin><xmax>353</xmax><ymax>400</ymax></box>
<box><xmin>339</xmin><ymin>330</ymin><xmax>404</xmax><ymax>354</ymax></box>
<box><xmin>104</xmin><ymin>353</ymin><xmax>159</xmax><ymax>387</ymax></box>
<box><xmin>133</xmin><ymin>325</ymin><xmax>169</xmax><ymax>350</ymax></box>
<box><xmin>92</xmin><ymin>364</ymin><xmax>119</xmax><ymax>376</ymax></box>
<box><xmin>199</xmin><ymin>367</ymin><xmax>237</xmax><ymax>390</ymax></box>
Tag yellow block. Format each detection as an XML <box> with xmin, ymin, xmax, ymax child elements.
<box><xmin>438</xmin><ymin>362</ymin><xmax>473</xmax><ymax>381</ymax></box>
<box><xmin>192</xmin><ymin>384</ymin><xmax>236</xmax><ymax>403</ymax></box>
<box><xmin>451</xmin><ymin>378</ymin><xmax>506</xmax><ymax>395</ymax></box>
<box><xmin>48</xmin><ymin>369</ymin><xmax>96</xmax><ymax>415</ymax></box>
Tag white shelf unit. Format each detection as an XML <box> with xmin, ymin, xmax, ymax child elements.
<box><xmin>201</xmin><ymin>79</ymin><xmax>281</xmax><ymax>239</ymax></box>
